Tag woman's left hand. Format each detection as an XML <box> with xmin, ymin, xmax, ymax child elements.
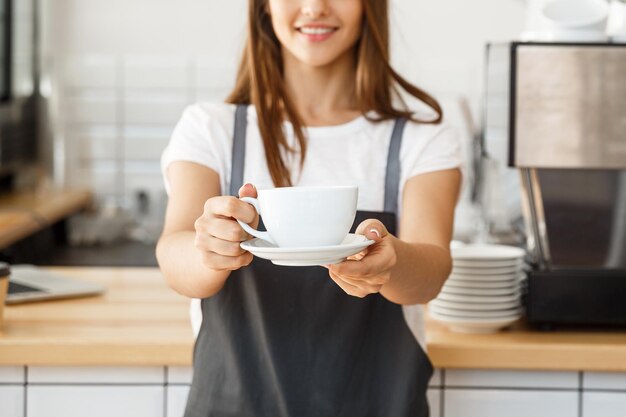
<box><xmin>325</xmin><ymin>219</ymin><xmax>397</xmax><ymax>298</ymax></box>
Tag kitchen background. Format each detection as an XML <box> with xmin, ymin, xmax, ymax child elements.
<box><xmin>40</xmin><ymin>0</ymin><xmax>527</xmax><ymax>248</ymax></box>
<box><xmin>2</xmin><ymin>1</ymin><xmax>626</xmax><ymax>417</ymax></box>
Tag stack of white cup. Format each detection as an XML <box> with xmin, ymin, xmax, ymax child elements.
<box><xmin>429</xmin><ymin>244</ymin><xmax>526</xmax><ymax>334</ymax></box>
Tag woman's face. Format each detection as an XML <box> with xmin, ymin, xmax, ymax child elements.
<box><xmin>267</xmin><ymin>0</ymin><xmax>364</xmax><ymax>68</ymax></box>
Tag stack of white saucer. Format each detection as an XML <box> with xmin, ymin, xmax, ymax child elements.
<box><xmin>429</xmin><ymin>244</ymin><xmax>526</xmax><ymax>334</ymax></box>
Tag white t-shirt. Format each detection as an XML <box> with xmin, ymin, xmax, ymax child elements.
<box><xmin>161</xmin><ymin>102</ymin><xmax>463</xmax><ymax>350</ymax></box>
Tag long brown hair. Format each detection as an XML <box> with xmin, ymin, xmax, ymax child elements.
<box><xmin>226</xmin><ymin>0</ymin><xmax>443</xmax><ymax>187</ymax></box>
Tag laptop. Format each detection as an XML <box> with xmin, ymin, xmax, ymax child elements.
<box><xmin>6</xmin><ymin>264</ymin><xmax>106</xmax><ymax>304</ymax></box>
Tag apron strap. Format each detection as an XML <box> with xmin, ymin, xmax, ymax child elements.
<box><xmin>229</xmin><ymin>104</ymin><xmax>249</xmax><ymax>196</ymax></box>
<box><xmin>229</xmin><ymin>104</ymin><xmax>408</xmax><ymax>215</ymax></box>
<box><xmin>384</xmin><ymin>117</ymin><xmax>408</xmax><ymax>214</ymax></box>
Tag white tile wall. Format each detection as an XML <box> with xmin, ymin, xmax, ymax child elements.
<box><xmin>27</xmin><ymin>385</ymin><xmax>164</xmax><ymax>417</ymax></box>
<box><xmin>0</xmin><ymin>386</ymin><xmax>24</xmax><ymax>417</ymax></box>
<box><xmin>444</xmin><ymin>389</ymin><xmax>579</xmax><ymax>417</ymax></box>
<box><xmin>583</xmin><ymin>392</ymin><xmax>626</xmax><ymax>417</ymax></box>
<box><xmin>28</xmin><ymin>366</ymin><xmax>165</xmax><ymax>384</ymax></box>
<box><xmin>0</xmin><ymin>366</ymin><xmax>25</xmax><ymax>383</ymax></box>
<box><xmin>430</xmin><ymin>369</ymin><xmax>443</xmax><ymax>387</ymax></box>
<box><xmin>167</xmin><ymin>385</ymin><xmax>191</xmax><ymax>417</ymax></box>
<box><xmin>167</xmin><ymin>366</ymin><xmax>193</xmax><ymax>384</ymax></box>
<box><xmin>62</xmin><ymin>55</ymin><xmax>118</xmax><ymax>89</ymax></box>
<box><xmin>584</xmin><ymin>372</ymin><xmax>626</xmax><ymax>390</ymax></box>
<box><xmin>445</xmin><ymin>369</ymin><xmax>579</xmax><ymax>389</ymax></box>
<box><xmin>123</xmin><ymin>56</ymin><xmax>189</xmax><ymax>89</ymax></box>
<box><xmin>428</xmin><ymin>388</ymin><xmax>442</xmax><ymax>417</ymax></box>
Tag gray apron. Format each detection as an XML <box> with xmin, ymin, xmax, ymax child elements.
<box><xmin>184</xmin><ymin>105</ymin><xmax>433</xmax><ymax>417</ymax></box>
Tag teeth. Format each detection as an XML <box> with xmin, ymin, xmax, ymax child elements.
<box><xmin>299</xmin><ymin>27</ymin><xmax>334</xmax><ymax>35</ymax></box>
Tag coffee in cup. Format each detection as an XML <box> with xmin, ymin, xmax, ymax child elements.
<box><xmin>237</xmin><ymin>185</ymin><xmax>358</xmax><ymax>248</ymax></box>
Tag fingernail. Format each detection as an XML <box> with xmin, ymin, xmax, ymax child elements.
<box><xmin>369</xmin><ymin>228</ymin><xmax>381</xmax><ymax>238</ymax></box>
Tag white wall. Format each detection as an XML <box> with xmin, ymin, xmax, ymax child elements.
<box><xmin>40</xmin><ymin>0</ymin><xmax>526</xmax><ymax>239</ymax></box>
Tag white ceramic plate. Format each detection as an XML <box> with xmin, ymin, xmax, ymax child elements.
<box><xmin>448</xmin><ymin>272</ymin><xmax>525</xmax><ymax>283</ymax></box>
<box><xmin>240</xmin><ymin>233</ymin><xmax>375</xmax><ymax>266</ymax></box>
<box><xmin>444</xmin><ymin>279</ymin><xmax>522</xmax><ymax>290</ymax></box>
<box><xmin>441</xmin><ymin>285</ymin><xmax>519</xmax><ymax>296</ymax></box>
<box><xmin>436</xmin><ymin>291</ymin><xmax>521</xmax><ymax>304</ymax></box>
<box><xmin>428</xmin><ymin>309</ymin><xmax>522</xmax><ymax>334</ymax></box>
<box><xmin>431</xmin><ymin>299</ymin><xmax>520</xmax><ymax>311</ymax></box>
<box><xmin>453</xmin><ymin>259</ymin><xmax>524</xmax><ymax>268</ymax></box>
<box><xmin>451</xmin><ymin>265</ymin><xmax>522</xmax><ymax>275</ymax></box>
<box><xmin>429</xmin><ymin>304</ymin><xmax>523</xmax><ymax>318</ymax></box>
<box><xmin>451</xmin><ymin>244</ymin><xmax>525</xmax><ymax>261</ymax></box>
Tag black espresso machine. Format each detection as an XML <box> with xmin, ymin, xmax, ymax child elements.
<box><xmin>482</xmin><ymin>42</ymin><xmax>626</xmax><ymax>327</ymax></box>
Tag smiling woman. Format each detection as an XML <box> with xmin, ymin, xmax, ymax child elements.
<box><xmin>157</xmin><ymin>0</ymin><xmax>462</xmax><ymax>416</ymax></box>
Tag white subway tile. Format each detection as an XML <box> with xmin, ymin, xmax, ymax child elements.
<box><xmin>445</xmin><ymin>389</ymin><xmax>578</xmax><ymax>417</ymax></box>
<box><xmin>429</xmin><ymin>369</ymin><xmax>442</xmax><ymax>387</ymax></box>
<box><xmin>28</xmin><ymin>386</ymin><xmax>164</xmax><ymax>417</ymax></box>
<box><xmin>168</xmin><ymin>366</ymin><xmax>193</xmax><ymax>384</ymax></box>
<box><xmin>0</xmin><ymin>366</ymin><xmax>25</xmax><ymax>383</ymax></box>
<box><xmin>124</xmin><ymin>56</ymin><xmax>189</xmax><ymax>89</ymax></box>
<box><xmin>63</xmin><ymin>95</ymin><xmax>117</xmax><ymax>125</ymax></box>
<box><xmin>67</xmin><ymin>127</ymin><xmax>118</xmax><ymax>160</ymax></box>
<box><xmin>194</xmin><ymin>88</ymin><xmax>230</xmax><ymax>102</ymax></box>
<box><xmin>584</xmin><ymin>372</ymin><xmax>626</xmax><ymax>390</ymax></box>
<box><xmin>167</xmin><ymin>385</ymin><xmax>191</xmax><ymax>417</ymax></box>
<box><xmin>445</xmin><ymin>369</ymin><xmax>579</xmax><ymax>389</ymax></box>
<box><xmin>428</xmin><ymin>388</ymin><xmax>441</xmax><ymax>417</ymax></box>
<box><xmin>62</xmin><ymin>56</ymin><xmax>118</xmax><ymax>89</ymax></box>
<box><xmin>72</xmin><ymin>161</ymin><xmax>120</xmax><ymax>195</ymax></box>
<box><xmin>583</xmin><ymin>392</ymin><xmax>626</xmax><ymax>417</ymax></box>
<box><xmin>28</xmin><ymin>366</ymin><xmax>165</xmax><ymax>384</ymax></box>
<box><xmin>0</xmin><ymin>386</ymin><xmax>24</xmax><ymax>417</ymax></box>
<box><xmin>195</xmin><ymin>56</ymin><xmax>236</xmax><ymax>89</ymax></box>
<box><xmin>123</xmin><ymin>96</ymin><xmax>188</xmax><ymax>125</ymax></box>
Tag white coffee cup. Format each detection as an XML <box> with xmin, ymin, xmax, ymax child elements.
<box><xmin>237</xmin><ymin>186</ymin><xmax>358</xmax><ymax>248</ymax></box>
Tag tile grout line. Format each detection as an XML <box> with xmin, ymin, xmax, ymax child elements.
<box><xmin>23</xmin><ymin>366</ymin><xmax>28</xmax><ymax>417</ymax></box>
<box><xmin>440</xmin><ymin>369</ymin><xmax>445</xmax><ymax>417</ymax></box>
<box><xmin>578</xmin><ymin>371</ymin><xmax>583</xmax><ymax>417</ymax></box>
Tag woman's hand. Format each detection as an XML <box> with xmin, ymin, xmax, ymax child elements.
<box><xmin>326</xmin><ymin>219</ymin><xmax>397</xmax><ymax>298</ymax></box>
<box><xmin>193</xmin><ymin>183</ymin><xmax>259</xmax><ymax>272</ymax></box>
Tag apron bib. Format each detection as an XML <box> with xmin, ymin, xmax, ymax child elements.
<box><xmin>184</xmin><ymin>105</ymin><xmax>433</xmax><ymax>417</ymax></box>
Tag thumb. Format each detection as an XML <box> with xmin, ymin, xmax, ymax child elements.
<box><xmin>355</xmin><ymin>219</ymin><xmax>388</xmax><ymax>242</ymax></box>
<box><xmin>238</xmin><ymin>183</ymin><xmax>258</xmax><ymax>199</ymax></box>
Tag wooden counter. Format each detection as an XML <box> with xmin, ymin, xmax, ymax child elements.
<box><xmin>0</xmin><ymin>188</ymin><xmax>92</xmax><ymax>249</ymax></box>
<box><xmin>1</xmin><ymin>267</ymin><xmax>626</xmax><ymax>371</ymax></box>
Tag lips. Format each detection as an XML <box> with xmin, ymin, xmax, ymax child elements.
<box><xmin>295</xmin><ymin>25</ymin><xmax>338</xmax><ymax>41</ymax></box>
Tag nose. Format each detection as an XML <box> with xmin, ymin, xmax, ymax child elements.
<box><xmin>301</xmin><ymin>0</ymin><xmax>329</xmax><ymax>18</ymax></box>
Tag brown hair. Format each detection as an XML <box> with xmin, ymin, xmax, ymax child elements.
<box><xmin>226</xmin><ymin>0</ymin><xmax>442</xmax><ymax>187</ymax></box>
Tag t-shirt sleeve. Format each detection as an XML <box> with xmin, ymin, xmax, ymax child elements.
<box><xmin>160</xmin><ymin>104</ymin><xmax>224</xmax><ymax>195</ymax></box>
<box><xmin>401</xmin><ymin>121</ymin><xmax>464</xmax><ymax>182</ymax></box>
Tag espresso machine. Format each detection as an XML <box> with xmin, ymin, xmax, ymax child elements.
<box><xmin>482</xmin><ymin>42</ymin><xmax>626</xmax><ymax>327</ymax></box>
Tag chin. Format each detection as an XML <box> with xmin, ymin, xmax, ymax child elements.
<box><xmin>294</xmin><ymin>52</ymin><xmax>343</xmax><ymax>68</ymax></box>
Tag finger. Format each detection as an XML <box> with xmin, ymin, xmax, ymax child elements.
<box><xmin>202</xmin><ymin>217</ymin><xmax>249</xmax><ymax>242</ymax></box>
<box><xmin>200</xmin><ymin>251</ymin><xmax>253</xmax><ymax>271</ymax></box>
<box><xmin>238</xmin><ymin>183</ymin><xmax>258</xmax><ymax>199</ymax></box>
<box><xmin>206</xmin><ymin>196</ymin><xmax>257</xmax><ymax>224</ymax></box>
<box><xmin>328</xmin><ymin>269</ymin><xmax>370</xmax><ymax>298</ymax></box>
<box><xmin>207</xmin><ymin>237</ymin><xmax>247</xmax><ymax>257</ymax></box>
<box><xmin>330</xmin><ymin>255</ymin><xmax>384</xmax><ymax>279</ymax></box>
<box><xmin>355</xmin><ymin>219</ymin><xmax>388</xmax><ymax>241</ymax></box>
<box><xmin>346</xmin><ymin>248</ymin><xmax>368</xmax><ymax>261</ymax></box>
<box><xmin>334</xmin><ymin>273</ymin><xmax>385</xmax><ymax>293</ymax></box>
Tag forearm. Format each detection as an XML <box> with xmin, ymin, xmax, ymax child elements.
<box><xmin>156</xmin><ymin>231</ymin><xmax>230</xmax><ymax>298</ymax></box>
<box><xmin>380</xmin><ymin>237</ymin><xmax>452</xmax><ymax>305</ymax></box>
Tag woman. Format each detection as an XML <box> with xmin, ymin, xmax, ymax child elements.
<box><xmin>158</xmin><ymin>0</ymin><xmax>462</xmax><ymax>416</ymax></box>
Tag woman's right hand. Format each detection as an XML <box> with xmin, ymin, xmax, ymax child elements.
<box><xmin>193</xmin><ymin>183</ymin><xmax>259</xmax><ymax>272</ymax></box>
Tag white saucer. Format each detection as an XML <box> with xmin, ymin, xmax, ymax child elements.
<box><xmin>453</xmin><ymin>259</ymin><xmax>523</xmax><ymax>268</ymax></box>
<box><xmin>436</xmin><ymin>291</ymin><xmax>521</xmax><ymax>304</ymax></box>
<box><xmin>428</xmin><ymin>309</ymin><xmax>522</xmax><ymax>334</ymax></box>
<box><xmin>451</xmin><ymin>244</ymin><xmax>525</xmax><ymax>261</ymax></box>
<box><xmin>451</xmin><ymin>265</ymin><xmax>523</xmax><ymax>275</ymax></box>
<box><xmin>429</xmin><ymin>304</ymin><xmax>523</xmax><ymax>318</ymax></box>
<box><xmin>448</xmin><ymin>272</ymin><xmax>524</xmax><ymax>282</ymax></box>
<box><xmin>240</xmin><ymin>233</ymin><xmax>375</xmax><ymax>266</ymax></box>
<box><xmin>441</xmin><ymin>285</ymin><xmax>519</xmax><ymax>296</ymax></box>
<box><xmin>431</xmin><ymin>299</ymin><xmax>520</xmax><ymax>311</ymax></box>
<box><xmin>445</xmin><ymin>279</ymin><xmax>522</xmax><ymax>290</ymax></box>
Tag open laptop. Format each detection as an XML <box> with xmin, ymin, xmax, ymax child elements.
<box><xmin>6</xmin><ymin>264</ymin><xmax>106</xmax><ymax>304</ymax></box>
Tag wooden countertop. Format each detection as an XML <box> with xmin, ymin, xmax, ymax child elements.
<box><xmin>1</xmin><ymin>267</ymin><xmax>626</xmax><ymax>371</ymax></box>
<box><xmin>0</xmin><ymin>188</ymin><xmax>92</xmax><ymax>249</ymax></box>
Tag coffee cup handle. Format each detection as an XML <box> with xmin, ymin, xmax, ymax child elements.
<box><xmin>237</xmin><ymin>197</ymin><xmax>275</xmax><ymax>245</ymax></box>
